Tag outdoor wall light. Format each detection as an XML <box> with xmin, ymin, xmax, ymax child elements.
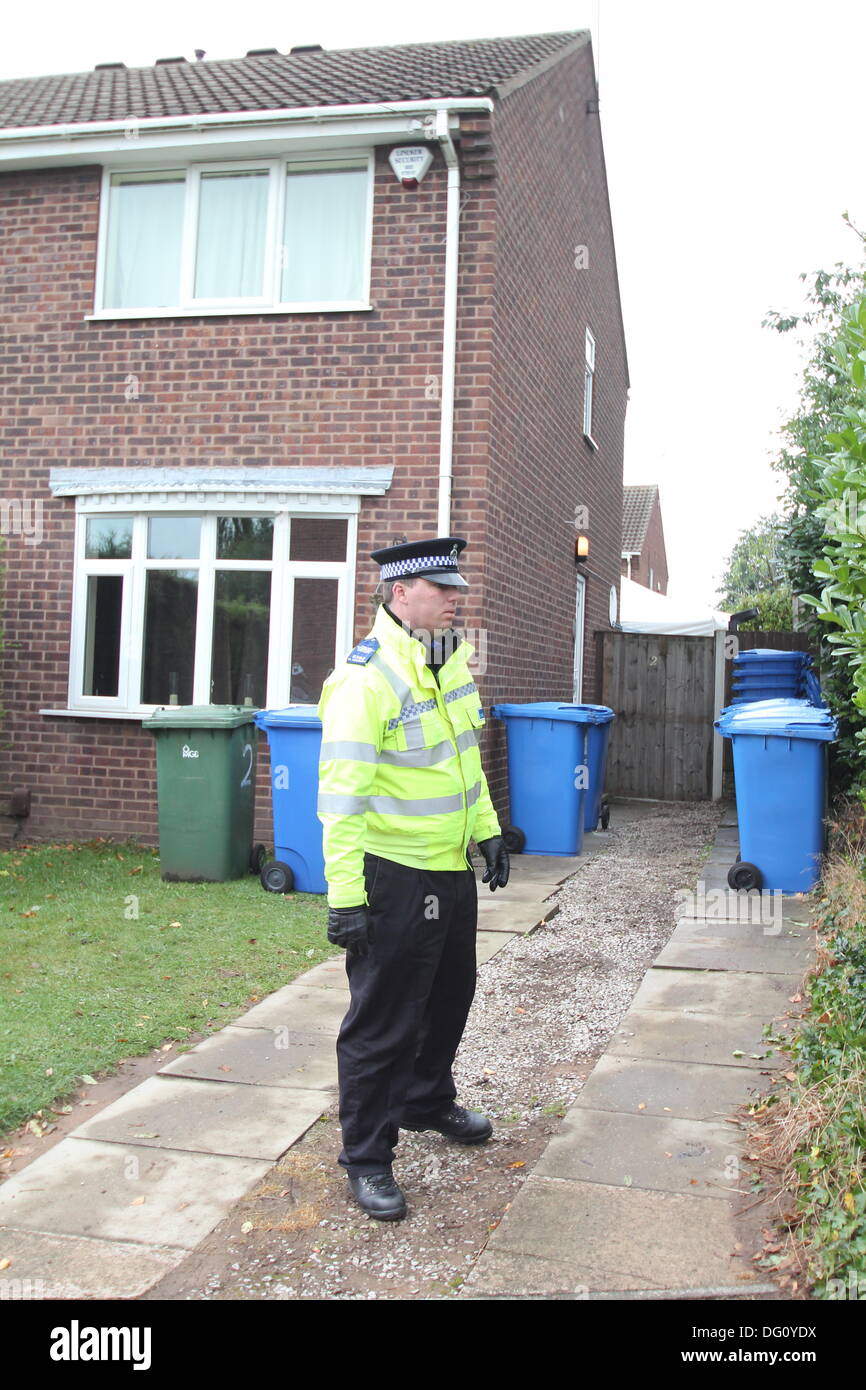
<box><xmin>575</xmin><ymin>534</ymin><xmax>590</xmax><ymax>563</ymax></box>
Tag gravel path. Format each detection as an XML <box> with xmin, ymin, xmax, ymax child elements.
<box><xmin>143</xmin><ymin>798</ymin><xmax>724</xmax><ymax>1301</ymax></box>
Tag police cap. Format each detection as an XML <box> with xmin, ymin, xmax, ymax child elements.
<box><xmin>370</xmin><ymin>536</ymin><xmax>468</xmax><ymax>588</ymax></box>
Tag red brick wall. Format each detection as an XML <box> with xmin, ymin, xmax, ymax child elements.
<box><xmin>627</xmin><ymin>496</ymin><xmax>669</xmax><ymax>594</ymax></box>
<box><xmin>0</xmin><ymin>50</ymin><xmax>628</xmax><ymax>846</ymax></box>
<box><xmin>482</xmin><ymin>41</ymin><xmax>628</xmax><ymax>822</ymax></box>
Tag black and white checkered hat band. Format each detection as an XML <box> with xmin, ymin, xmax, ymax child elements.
<box><xmin>379</xmin><ymin>554</ymin><xmax>458</xmax><ymax>580</ymax></box>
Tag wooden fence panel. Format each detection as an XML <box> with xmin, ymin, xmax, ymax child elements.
<box><xmin>599</xmin><ymin>632</ymin><xmax>716</xmax><ymax>800</ymax></box>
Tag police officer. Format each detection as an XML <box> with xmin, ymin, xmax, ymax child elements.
<box><xmin>316</xmin><ymin>536</ymin><xmax>510</xmax><ymax>1220</ymax></box>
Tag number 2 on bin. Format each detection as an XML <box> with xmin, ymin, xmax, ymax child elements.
<box><xmin>240</xmin><ymin>742</ymin><xmax>253</xmax><ymax>788</ymax></box>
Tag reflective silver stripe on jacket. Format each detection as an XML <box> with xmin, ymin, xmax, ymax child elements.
<box><xmin>318</xmin><ymin>792</ymin><xmax>369</xmax><ymax>814</ymax></box>
<box><xmin>369</xmin><ymin>652</ymin><xmax>412</xmax><ymax>707</ymax></box>
<box><xmin>444</xmin><ymin>681</ymin><xmax>478</xmax><ymax>704</ymax></box>
<box><xmin>320</xmin><ymin>740</ymin><xmax>379</xmax><ymax>764</ymax></box>
<box><xmin>368</xmin><ymin>791</ymin><xmax>466</xmax><ymax>816</ymax></box>
<box><xmin>380</xmin><ymin>738</ymin><xmax>457</xmax><ymax>768</ymax></box>
<box><xmin>465</xmin><ymin>780</ymin><xmax>482</xmax><ymax>808</ymax></box>
<box><xmin>455</xmin><ymin>728</ymin><xmax>480</xmax><ymax>753</ymax></box>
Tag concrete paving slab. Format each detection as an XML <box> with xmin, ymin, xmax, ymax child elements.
<box><xmin>609</xmin><ymin>1009</ymin><xmax>791</xmax><ymax>1069</ymax></box>
<box><xmin>0</xmin><ymin>1225</ymin><xmax>186</xmax><ymax>1300</ymax></box>
<box><xmin>485</xmin><ymin>854</ymin><xmax>582</xmax><ymax>887</ymax></box>
<box><xmin>68</xmin><ymin>1076</ymin><xmax>327</xmax><ymax>1160</ymax></box>
<box><xmin>476</xmin><ymin>930</ymin><xmax>518</xmax><ymax>964</ymax></box>
<box><xmin>0</xmin><ymin>1138</ymin><xmax>272</xmax><ymax>1249</ymax></box>
<box><xmin>159</xmin><ymin>1025</ymin><xmax>337</xmax><ymax>1090</ymax></box>
<box><xmin>475</xmin><ymin>897</ymin><xmax>552</xmax><ymax>933</ymax></box>
<box><xmin>534</xmin><ymin>1108</ymin><xmax>744</xmax><ymax>1200</ymax></box>
<box><xmin>654</xmin><ymin>937</ymin><xmax>813</xmax><ymax>974</ymax></box>
<box><xmin>574</xmin><ymin>1054</ymin><xmax>776</xmax><ymax>1121</ymax></box>
<box><xmin>672</xmin><ymin>914</ymin><xmax>810</xmax><ymax>944</ymax></box>
<box><xmin>631</xmin><ymin>967</ymin><xmax>801</xmax><ymax>1017</ymax></box>
<box><xmin>228</xmin><ymin>985</ymin><xmax>347</xmax><ymax>1033</ymax></box>
<box><xmin>464</xmin><ymin>1176</ymin><xmax>744</xmax><ymax>1294</ymax></box>
<box><xmin>713</xmin><ymin>826</ymin><xmax>741</xmax><ymax>847</ymax></box>
<box><xmin>293</xmin><ymin>956</ymin><xmax>349</xmax><ymax>991</ymax></box>
<box><xmin>699</xmin><ymin>865</ymin><xmax>736</xmax><ymax>890</ymax></box>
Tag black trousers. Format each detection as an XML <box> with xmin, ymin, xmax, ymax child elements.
<box><xmin>336</xmin><ymin>852</ymin><xmax>478</xmax><ymax>1175</ymax></box>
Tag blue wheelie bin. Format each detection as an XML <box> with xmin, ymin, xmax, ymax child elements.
<box><xmin>489</xmin><ymin>702</ymin><xmax>615</xmax><ymax>854</ymax></box>
<box><xmin>560</xmin><ymin>704</ymin><xmax>616</xmax><ymax>831</ymax></box>
<box><xmin>254</xmin><ymin>706</ymin><xmax>327</xmax><ymax>894</ymax></box>
<box><xmin>715</xmin><ymin>698</ymin><xmax>837</xmax><ymax>893</ymax></box>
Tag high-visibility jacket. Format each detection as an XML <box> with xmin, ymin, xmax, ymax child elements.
<box><xmin>316</xmin><ymin>602</ymin><xmax>501</xmax><ymax>908</ymax></box>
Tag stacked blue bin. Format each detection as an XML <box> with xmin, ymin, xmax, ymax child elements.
<box><xmin>254</xmin><ymin>706</ymin><xmax>327</xmax><ymax>894</ymax></box>
<box><xmin>715</xmin><ymin>698</ymin><xmax>837</xmax><ymax>893</ymax></box>
<box><xmin>731</xmin><ymin>648</ymin><xmax>815</xmax><ymax>704</ymax></box>
<box><xmin>490</xmin><ymin>702</ymin><xmax>615</xmax><ymax>854</ymax></box>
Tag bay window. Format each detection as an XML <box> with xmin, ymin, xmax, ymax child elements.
<box><xmin>68</xmin><ymin>506</ymin><xmax>354</xmax><ymax>715</ymax></box>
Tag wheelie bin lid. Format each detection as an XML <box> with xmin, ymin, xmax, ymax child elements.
<box><xmin>490</xmin><ymin>701</ymin><xmax>614</xmax><ymax>724</ymax></box>
<box><xmin>715</xmin><ymin>698</ymin><xmax>837</xmax><ymax>741</ymax></box>
<box><xmin>142</xmin><ymin>704</ymin><xmax>260</xmax><ymax>730</ymax></box>
<box><xmin>732</xmin><ymin>649</ymin><xmax>812</xmax><ymax>665</ymax></box>
<box><xmin>254</xmin><ymin>705</ymin><xmax>322</xmax><ymax>731</ymax></box>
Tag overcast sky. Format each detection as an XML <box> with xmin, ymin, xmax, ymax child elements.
<box><xmin>4</xmin><ymin>0</ymin><xmax>864</xmax><ymax>609</ymax></box>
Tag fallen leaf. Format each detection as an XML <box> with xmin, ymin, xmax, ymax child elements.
<box><xmin>844</xmin><ymin>1192</ymin><xmax>856</xmax><ymax>1215</ymax></box>
<box><xmin>130</xmin><ymin>1196</ymin><xmax>145</xmax><ymax>1206</ymax></box>
<box><xmin>508</xmin><ymin>1161</ymin><xmax>525</xmax><ymax>1169</ymax></box>
<box><xmin>80</xmin><ymin>1074</ymin><xmax>97</xmax><ymax>1086</ymax></box>
<box><xmin>0</xmin><ymin>1258</ymin><xmax>11</xmax><ymax>1271</ymax></box>
<box><xmin>129</xmin><ymin>866</ymin><xmax>143</xmax><ymax>876</ymax></box>
<box><xmin>241</xmin><ymin>1221</ymin><xmax>254</xmax><ymax>1234</ymax></box>
<box><xmin>785</xmin><ymin>1071</ymin><xmax>796</xmax><ymax>1081</ymax></box>
<box><xmin>219</xmin><ymin>1065</ymin><xmax>232</xmax><ymax>1073</ymax></box>
<box><xmin>788</xmin><ymin>993</ymin><xmax>802</xmax><ymax>1003</ymax></box>
<box><xmin>637</xmin><ymin>1102</ymin><xmax>646</xmax><ymax>1111</ymax></box>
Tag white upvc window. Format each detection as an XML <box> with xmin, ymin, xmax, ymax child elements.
<box><xmin>92</xmin><ymin>154</ymin><xmax>374</xmax><ymax>318</ymax></box>
<box><xmin>583</xmin><ymin>326</ymin><xmax>597</xmax><ymax>448</ymax></box>
<box><xmin>66</xmin><ymin>506</ymin><xmax>355</xmax><ymax>715</ymax></box>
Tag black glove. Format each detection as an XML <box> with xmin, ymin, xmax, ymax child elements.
<box><xmin>476</xmin><ymin>836</ymin><xmax>510</xmax><ymax>891</ymax></box>
<box><xmin>327</xmin><ymin>905</ymin><xmax>373</xmax><ymax>955</ymax></box>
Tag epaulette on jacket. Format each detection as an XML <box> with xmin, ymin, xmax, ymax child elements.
<box><xmin>346</xmin><ymin>636</ymin><xmax>380</xmax><ymax>666</ymax></box>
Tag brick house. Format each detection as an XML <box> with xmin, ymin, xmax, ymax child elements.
<box><xmin>621</xmin><ymin>484</ymin><xmax>668</xmax><ymax>594</ymax></box>
<box><xmin>0</xmin><ymin>31</ymin><xmax>629</xmax><ymax>845</ymax></box>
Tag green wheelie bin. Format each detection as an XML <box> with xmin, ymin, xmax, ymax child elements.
<box><xmin>143</xmin><ymin>705</ymin><xmax>260</xmax><ymax>882</ymax></box>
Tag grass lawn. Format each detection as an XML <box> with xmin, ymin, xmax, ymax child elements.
<box><xmin>0</xmin><ymin>839</ymin><xmax>336</xmax><ymax>1136</ymax></box>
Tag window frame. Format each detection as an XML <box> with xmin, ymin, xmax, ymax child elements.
<box><xmin>90</xmin><ymin>151</ymin><xmax>375</xmax><ymax>319</ymax></box>
<box><xmin>583</xmin><ymin>326</ymin><xmax>598</xmax><ymax>450</ymax></box>
<box><xmin>67</xmin><ymin>503</ymin><xmax>356</xmax><ymax>716</ymax></box>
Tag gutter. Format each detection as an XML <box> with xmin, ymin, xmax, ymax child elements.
<box><xmin>0</xmin><ymin>97</ymin><xmax>494</xmax><ymax>145</ymax></box>
<box><xmin>435</xmin><ymin>109</ymin><xmax>461</xmax><ymax>536</ymax></box>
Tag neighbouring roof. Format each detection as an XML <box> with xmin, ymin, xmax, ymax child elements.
<box><xmin>0</xmin><ymin>32</ymin><xmax>587</xmax><ymax>130</ymax></box>
<box><xmin>622</xmin><ymin>484</ymin><xmax>660</xmax><ymax>554</ymax></box>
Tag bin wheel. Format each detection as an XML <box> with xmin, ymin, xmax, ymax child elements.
<box><xmin>727</xmin><ymin>861</ymin><xmax>761</xmax><ymax>891</ymax></box>
<box><xmin>600</xmin><ymin>800</ymin><xmax>610</xmax><ymax>830</ymax></box>
<box><xmin>260</xmin><ymin>860</ymin><xmax>295</xmax><ymax>894</ymax></box>
<box><xmin>250</xmin><ymin>843</ymin><xmax>267</xmax><ymax>875</ymax></box>
<box><xmin>502</xmin><ymin>826</ymin><xmax>526</xmax><ymax>854</ymax></box>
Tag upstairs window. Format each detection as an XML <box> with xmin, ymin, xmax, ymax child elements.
<box><xmin>583</xmin><ymin>326</ymin><xmax>597</xmax><ymax>448</ymax></box>
<box><xmin>96</xmin><ymin>156</ymin><xmax>373</xmax><ymax>317</ymax></box>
